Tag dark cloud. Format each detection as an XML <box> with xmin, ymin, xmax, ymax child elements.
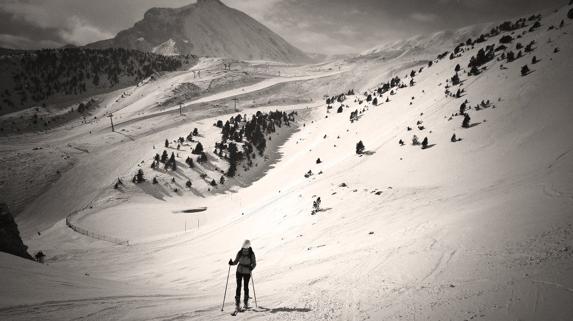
<box><xmin>0</xmin><ymin>9</ymin><xmax>65</xmax><ymax>49</ymax></box>
<box><xmin>0</xmin><ymin>0</ymin><xmax>566</xmax><ymax>53</ymax></box>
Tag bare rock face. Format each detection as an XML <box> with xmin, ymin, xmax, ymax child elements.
<box><xmin>0</xmin><ymin>204</ymin><xmax>32</xmax><ymax>260</ymax></box>
<box><xmin>87</xmin><ymin>0</ymin><xmax>310</xmax><ymax>63</ymax></box>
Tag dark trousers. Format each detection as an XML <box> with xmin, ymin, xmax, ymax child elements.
<box><xmin>235</xmin><ymin>273</ymin><xmax>251</xmax><ymax>305</ymax></box>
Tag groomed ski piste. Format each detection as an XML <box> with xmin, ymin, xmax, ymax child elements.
<box><xmin>1</xmin><ymin>4</ymin><xmax>573</xmax><ymax>321</ymax></box>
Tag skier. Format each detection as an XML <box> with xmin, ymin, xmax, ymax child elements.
<box><xmin>229</xmin><ymin>240</ymin><xmax>256</xmax><ymax>313</ymax></box>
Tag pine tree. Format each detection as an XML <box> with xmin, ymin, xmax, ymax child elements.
<box><xmin>227</xmin><ymin>142</ymin><xmax>238</xmax><ymax>177</ymax></box>
<box><xmin>136</xmin><ymin>169</ymin><xmax>145</xmax><ymax>183</ymax></box>
<box><xmin>451</xmin><ymin>73</ymin><xmax>461</xmax><ymax>86</ymax></box>
<box><xmin>469</xmin><ymin>65</ymin><xmax>480</xmax><ymax>76</ymax></box>
<box><xmin>193</xmin><ymin>128</ymin><xmax>199</xmax><ymax>136</ymax></box>
<box><xmin>455</xmin><ymin>64</ymin><xmax>461</xmax><ymax>72</ymax></box>
<box><xmin>462</xmin><ymin>114</ymin><xmax>471</xmax><ymax>128</ymax></box>
<box><xmin>169</xmin><ymin>152</ymin><xmax>176</xmax><ymax>170</ymax></box>
<box><xmin>192</xmin><ymin>142</ymin><xmax>204</xmax><ymax>155</ymax></box>
<box><xmin>532</xmin><ymin>56</ymin><xmax>538</xmax><ymax>64</ymax></box>
<box><xmin>421</xmin><ymin>137</ymin><xmax>429</xmax><ymax>149</ymax></box>
<box><xmin>521</xmin><ymin>65</ymin><xmax>530</xmax><ymax>76</ymax></box>
<box><xmin>165</xmin><ymin>139</ymin><xmax>169</xmax><ymax>148</ymax></box>
<box><xmin>186</xmin><ymin>156</ymin><xmax>194</xmax><ymax>168</ymax></box>
<box><xmin>451</xmin><ymin>134</ymin><xmax>458</xmax><ymax>142</ymax></box>
<box><xmin>220</xmin><ymin>176</ymin><xmax>225</xmax><ymax>184</ymax></box>
<box><xmin>356</xmin><ymin>141</ymin><xmax>365</xmax><ymax>154</ymax></box>
<box><xmin>186</xmin><ymin>180</ymin><xmax>192</xmax><ymax>188</ymax></box>
<box><xmin>161</xmin><ymin>150</ymin><xmax>168</xmax><ymax>163</ymax></box>
<box><xmin>460</xmin><ymin>102</ymin><xmax>467</xmax><ymax>114</ymax></box>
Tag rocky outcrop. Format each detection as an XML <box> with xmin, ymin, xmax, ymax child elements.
<box><xmin>0</xmin><ymin>204</ymin><xmax>33</xmax><ymax>260</ymax></box>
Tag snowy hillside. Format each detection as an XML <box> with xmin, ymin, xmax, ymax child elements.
<box><xmin>1</xmin><ymin>3</ymin><xmax>573</xmax><ymax>321</ymax></box>
<box><xmin>87</xmin><ymin>0</ymin><xmax>311</xmax><ymax>63</ymax></box>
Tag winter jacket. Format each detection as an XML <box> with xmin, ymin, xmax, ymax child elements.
<box><xmin>231</xmin><ymin>247</ymin><xmax>256</xmax><ymax>275</ymax></box>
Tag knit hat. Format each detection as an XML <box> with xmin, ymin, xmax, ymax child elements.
<box><xmin>242</xmin><ymin>239</ymin><xmax>251</xmax><ymax>249</ymax></box>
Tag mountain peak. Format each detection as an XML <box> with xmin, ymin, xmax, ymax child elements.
<box><xmin>88</xmin><ymin>1</ymin><xmax>309</xmax><ymax>63</ymax></box>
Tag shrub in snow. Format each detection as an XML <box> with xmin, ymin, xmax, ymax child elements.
<box><xmin>153</xmin><ymin>177</ymin><xmax>158</xmax><ymax>184</ymax></box>
<box><xmin>186</xmin><ymin>180</ymin><xmax>192</xmax><ymax>188</ymax></box>
<box><xmin>451</xmin><ymin>134</ymin><xmax>458</xmax><ymax>142</ymax></box>
<box><xmin>499</xmin><ymin>35</ymin><xmax>513</xmax><ymax>44</ymax></box>
<box><xmin>568</xmin><ymin>8</ymin><xmax>573</xmax><ymax>20</ymax></box>
<box><xmin>521</xmin><ymin>65</ymin><xmax>531</xmax><ymax>76</ymax></box>
<box><xmin>412</xmin><ymin>135</ymin><xmax>420</xmax><ymax>145</ymax></box>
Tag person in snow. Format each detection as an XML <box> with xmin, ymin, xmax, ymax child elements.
<box><xmin>229</xmin><ymin>240</ymin><xmax>256</xmax><ymax>310</ymax></box>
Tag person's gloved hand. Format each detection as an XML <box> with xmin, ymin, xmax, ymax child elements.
<box><xmin>250</xmin><ymin>265</ymin><xmax>255</xmax><ymax>271</ymax></box>
<box><xmin>228</xmin><ymin>259</ymin><xmax>233</xmax><ymax>265</ymax></box>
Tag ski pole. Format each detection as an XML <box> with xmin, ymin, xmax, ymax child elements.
<box><xmin>251</xmin><ymin>274</ymin><xmax>258</xmax><ymax>308</ymax></box>
<box><xmin>221</xmin><ymin>265</ymin><xmax>231</xmax><ymax>311</ymax></box>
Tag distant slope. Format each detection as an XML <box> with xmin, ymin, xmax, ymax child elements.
<box><xmin>86</xmin><ymin>0</ymin><xmax>310</xmax><ymax>63</ymax></box>
<box><xmin>0</xmin><ymin>48</ymin><xmax>194</xmax><ymax>116</ymax></box>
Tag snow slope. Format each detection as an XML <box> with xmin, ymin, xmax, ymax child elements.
<box><xmin>1</xmin><ymin>3</ymin><xmax>573</xmax><ymax>321</ymax></box>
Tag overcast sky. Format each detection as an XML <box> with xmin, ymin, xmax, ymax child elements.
<box><xmin>0</xmin><ymin>0</ymin><xmax>565</xmax><ymax>54</ymax></box>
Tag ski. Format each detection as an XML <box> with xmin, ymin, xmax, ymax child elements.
<box><xmin>231</xmin><ymin>308</ymin><xmax>244</xmax><ymax>316</ymax></box>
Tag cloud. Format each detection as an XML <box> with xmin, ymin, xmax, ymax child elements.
<box><xmin>410</xmin><ymin>12</ymin><xmax>438</xmax><ymax>22</ymax></box>
<box><xmin>0</xmin><ymin>1</ymin><xmax>113</xmax><ymax>48</ymax></box>
<box><xmin>59</xmin><ymin>16</ymin><xmax>114</xmax><ymax>45</ymax></box>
